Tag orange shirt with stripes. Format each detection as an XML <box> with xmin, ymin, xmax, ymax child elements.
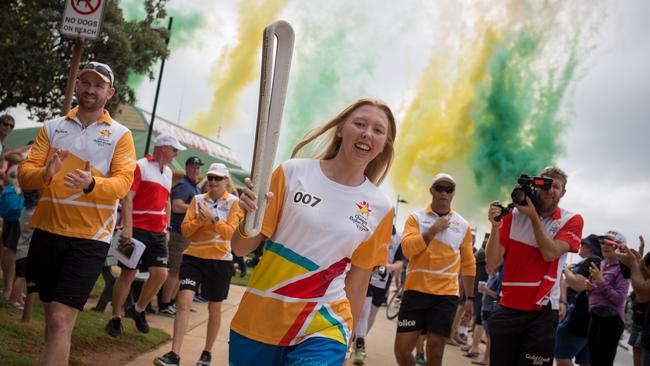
<box><xmin>182</xmin><ymin>191</ymin><xmax>243</xmax><ymax>261</ymax></box>
<box><xmin>401</xmin><ymin>205</ymin><xmax>476</xmax><ymax>296</ymax></box>
<box><xmin>18</xmin><ymin>108</ymin><xmax>136</xmax><ymax>243</ymax></box>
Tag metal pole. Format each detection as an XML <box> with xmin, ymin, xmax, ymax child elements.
<box><xmin>61</xmin><ymin>38</ymin><xmax>85</xmax><ymax>116</ymax></box>
<box><xmin>144</xmin><ymin>17</ymin><xmax>173</xmax><ymax>157</ymax></box>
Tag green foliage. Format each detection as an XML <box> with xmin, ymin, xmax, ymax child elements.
<box><xmin>0</xmin><ymin>0</ymin><xmax>170</xmax><ymax>121</ymax></box>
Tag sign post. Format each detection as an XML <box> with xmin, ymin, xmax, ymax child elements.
<box><xmin>59</xmin><ymin>0</ymin><xmax>108</xmax><ymax>115</ymax></box>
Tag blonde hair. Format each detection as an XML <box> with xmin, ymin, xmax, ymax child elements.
<box><xmin>291</xmin><ymin>98</ymin><xmax>396</xmax><ymax>185</ymax></box>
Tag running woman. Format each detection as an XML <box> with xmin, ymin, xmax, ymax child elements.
<box><xmin>229</xmin><ymin>98</ymin><xmax>397</xmax><ymax>366</ymax></box>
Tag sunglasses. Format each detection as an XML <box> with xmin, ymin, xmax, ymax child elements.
<box><xmin>433</xmin><ymin>185</ymin><xmax>455</xmax><ymax>194</ymax></box>
<box><xmin>81</xmin><ymin>63</ymin><xmax>113</xmax><ymax>86</ymax></box>
<box><xmin>207</xmin><ymin>175</ymin><xmax>225</xmax><ymax>182</ymax></box>
<box><xmin>1</xmin><ymin>122</ymin><xmax>14</xmax><ymax>129</ymax></box>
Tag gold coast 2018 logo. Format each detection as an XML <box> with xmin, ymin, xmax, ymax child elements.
<box><xmin>349</xmin><ymin>201</ymin><xmax>372</xmax><ymax>232</ymax></box>
<box><xmin>94</xmin><ymin>128</ymin><xmax>113</xmax><ymax>147</ymax></box>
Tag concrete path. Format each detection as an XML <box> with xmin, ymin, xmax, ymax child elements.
<box><xmin>125</xmin><ymin>284</ymin><xmax>483</xmax><ymax>366</ymax></box>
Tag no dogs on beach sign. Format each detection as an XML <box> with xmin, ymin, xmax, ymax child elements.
<box><xmin>61</xmin><ymin>0</ymin><xmax>107</xmax><ymax>40</ymax></box>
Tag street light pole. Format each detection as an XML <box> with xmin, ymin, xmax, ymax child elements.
<box><xmin>394</xmin><ymin>194</ymin><xmax>408</xmax><ymax>225</ymax></box>
<box><xmin>144</xmin><ymin>17</ymin><xmax>173</xmax><ymax>157</ymax></box>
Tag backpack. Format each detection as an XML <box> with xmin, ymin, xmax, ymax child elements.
<box><xmin>0</xmin><ymin>184</ymin><xmax>25</xmax><ymax>221</ymax></box>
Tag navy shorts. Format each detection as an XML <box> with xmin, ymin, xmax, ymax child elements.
<box><xmin>396</xmin><ymin>290</ymin><xmax>458</xmax><ymax>337</ymax></box>
<box><xmin>118</xmin><ymin>227</ymin><xmax>168</xmax><ymax>270</ymax></box>
<box><xmin>555</xmin><ymin>324</ymin><xmax>590</xmax><ymax>364</ymax></box>
<box><xmin>26</xmin><ymin>229</ymin><xmax>108</xmax><ymax>311</ymax></box>
<box><xmin>366</xmin><ymin>284</ymin><xmax>388</xmax><ymax>307</ymax></box>
<box><xmin>179</xmin><ymin>255</ymin><xmax>232</xmax><ymax>302</ymax></box>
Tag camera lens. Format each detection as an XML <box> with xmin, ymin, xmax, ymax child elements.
<box><xmin>511</xmin><ymin>188</ymin><xmax>527</xmax><ymax>206</ymax></box>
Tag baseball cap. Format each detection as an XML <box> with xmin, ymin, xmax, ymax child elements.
<box><xmin>599</xmin><ymin>230</ymin><xmax>627</xmax><ymax>245</ymax></box>
<box><xmin>431</xmin><ymin>173</ymin><xmax>456</xmax><ymax>186</ymax></box>
<box><xmin>79</xmin><ymin>61</ymin><xmax>114</xmax><ymax>87</ymax></box>
<box><xmin>581</xmin><ymin>234</ymin><xmax>602</xmax><ymax>257</ymax></box>
<box><xmin>154</xmin><ymin>134</ymin><xmax>186</xmax><ymax>151</ymax></box>
<box><xmin>207</xmin><ymin>163</ymin><xmax>229</xmax><ymax>177</ymax></box>
<box><xmin>185</xmin><ymin>156</ymin><xmax>204</xmax><ymax>166</ymax></box>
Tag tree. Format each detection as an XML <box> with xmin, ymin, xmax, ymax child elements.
<box><xmin>0</xmin><ymin>0</ymin><xmax>170</xmax><ymax>121</ymax></box>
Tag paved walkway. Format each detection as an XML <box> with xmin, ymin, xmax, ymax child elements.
<box><xmin>125</xmin><ymin>284</ymin><xmax>483</xmax><ymax>366</ymax></box>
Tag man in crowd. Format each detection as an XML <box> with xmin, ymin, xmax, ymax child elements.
<box><xmin>158</xmin><ymin>156</ymin><xmax>204</xmax><ymax>316</ymax></box>
<box><xmin>106</xmin><ymin>134</ymin><xmax>185</xmax><ymax>337</ymax></box>
<box><xmin>18</xmin><ymin>61</ymin><xmax>136</xmax><ymax>365</ymax></box>
<box><xmin>395</xmin><ymin>173</ymin><xmax>476</xmax><ymax>366</ymax></box>
<box><xmin>486</xmin><ymin>166</ymin><xmax>584</xmax><ymax>366</ymax></box>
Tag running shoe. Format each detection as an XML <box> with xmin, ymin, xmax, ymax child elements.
<box><xmin>105</xmin><ymin>317</ymin><xmax>122</xmax><ymax>337</ymax></box>
<box><xmin>196</xmin><ymin>350</ymin><xmax>211</xmax><ymax>366</ymax></box>
<box><xmin>352</xmin><ymin>346</ymin><xmax>366</xmax><ymax>365</ymax></box>
<box><xmin>193</xmin><ymin>294</ymin><xmax>208</xmax><ymax>303</ymax></box>
<box><xmin>126</xmin><ymin>305</ymin><xmax>150</xmax><ymax>333</ymax></box>
<box><xmin>416</xmin><ymin>352</ymin><xmax>426</xmax><ymax>365</ymax></box>
<box><xmin>154</xmin><ymin>351</ymin><xmax>180</xmax><ymax>366</ymax></box>
<box><xmin>158</xmin><ymin>303</ymin><xmax>176</xmax><ymax>317</ymax></box>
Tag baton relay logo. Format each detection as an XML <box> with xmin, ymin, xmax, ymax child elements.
<box><xmin>349</xmin><ymin>201</ymin><xmax>372</xmax><ymax>232</ymax></box>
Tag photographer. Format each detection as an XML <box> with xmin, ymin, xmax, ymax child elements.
<box><xmin>485</xmin><ymin>166</ymin><xmax>584</xmax><ymax>366</ymax></box>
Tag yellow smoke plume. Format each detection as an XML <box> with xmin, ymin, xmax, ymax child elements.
<box><xmin>188</xmin><ymin>0</ymin><xmax>290</xmax><ymax>136</ymax></box>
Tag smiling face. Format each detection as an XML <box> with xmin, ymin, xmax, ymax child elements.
<box><xmin>206</xmin><ymin>174</ymin><xmax>227</xmax><ymax>197</ymax></box>
<box><xmin>186</xmin><ymin>163</ymin><xmax>201</xmax><ymax>183</ymax></box>
<box><xmin>336</xmin><ymin>105</ymin><xmax>390</xmax><ymax>167</ymax></box>
<box><xmin>75</xmin><ymin>73</ymin><xmax>115</xmax><ymax>112</ymax></box>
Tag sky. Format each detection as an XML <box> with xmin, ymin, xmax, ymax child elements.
<box><xmin>8</xmin><ymin>0</ymin><xmax>649</xmax><ymax>253</ymax></box>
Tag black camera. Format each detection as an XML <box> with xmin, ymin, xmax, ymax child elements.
<box><xmin>494</xmin><ymin>174</ymin><xmax>553</xmax><ymax>222</ymax></box>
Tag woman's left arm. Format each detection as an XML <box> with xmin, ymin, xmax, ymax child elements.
<box><xmin>345</xmin><ymin>264</ymin><xmax>372</xmax><ymax>330</ymax></box>
<box><xmin>598</xmin><ymin>270</ymin><xmax>631</xmax><ymax>306</ymax></box>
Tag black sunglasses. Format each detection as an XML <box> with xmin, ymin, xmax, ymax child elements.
<box><xmin>1</xmin><ymin>122</ymin><xmax>14</xmax><ymax>129</ymax></box>
<box><xmin>207</xmin><ymin>175</ymin><xmax>225</xmax><ymax>182</ymax></box>
<box><xmin>433</xmin><ymin>185</ymin><xmax>455</xmax><ymax>194</ymax></box>
<box><xmin>81</xmin><ymin>63</ymin><xmax>113</xmax><ymax>86</ymax></box>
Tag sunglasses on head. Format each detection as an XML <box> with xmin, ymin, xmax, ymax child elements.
<box><xmin>1</xmin><ymin>122</ymin><xmax>14</xmax><ymax>129</ymax></box>
<box><xmin>81</xmin><ymin>63</ymin><xmax>113</xmax><ymax>86</ymax></box>
<box><xmin>433</xmin><ymin>185</ymin><xmax>455</xmax><ymax>194</ymax></box>
<box><xmin>207</xmin><ymin>175</ymin><xmax>225</xmax><ymax>182</ymax></box>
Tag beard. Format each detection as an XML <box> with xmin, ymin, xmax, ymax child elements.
<box><xmin>78</xmin><ymin>93</ymin><xmax>107</xmax><ymax>112</ymax></box>
<box><xmin>536</xmin><ymin>193</ymin><xmax>560</xmax><ymax>213</ymax></box>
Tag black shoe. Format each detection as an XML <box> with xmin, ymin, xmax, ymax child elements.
<box><xmin>105</xmin><ymin>317</ymin><xmax>122</xmax><ymax>337</ymax></box>
<box><xmin>196</xmin><ymin>350</ymin><xmax>211</xmax><ymax>366</ymax></box>
<box><xmin>154</xmin><ymin>351</ymin><xmax>180</xmax><ymax>366</ymax></box>
<box><xmin>126</xmin><ymin>305</ymin><xmax>150</xmax><ymax>333</ymax></box>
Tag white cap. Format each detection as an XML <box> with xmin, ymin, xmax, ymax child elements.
<box><xmin>600</xmin><ymin>230</ymin><xmax>627</xmax><ymax>245</ymax></box>
<box><xmin>154</xmin><ymin>134</ymin><xmax>186</xmax><ymax>151</ymax></box>
<box><xmin>207</xmin><ymin>163</ymin><xmax>229</xmax><ymax>177</ymax></box>
<box><xmin>431</xmin><ymin>173</ymin><xmax>456</xmax><ymax>186</ymax></box>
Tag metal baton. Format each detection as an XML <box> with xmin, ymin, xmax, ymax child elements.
<box><xmin>241</xmin><ymin>20</ymin><xmax>295</xmax><ymax>237</ymax></box>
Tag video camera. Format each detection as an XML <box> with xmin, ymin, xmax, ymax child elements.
<box><xmin>494</xmin><ymin>174</ymin><xmax>553</xmax><ymax>222</ymax></box>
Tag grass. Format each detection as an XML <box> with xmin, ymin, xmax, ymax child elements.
<box><xmin>0</xmin><ymin>282</ymin><xmax>169</xmax><ymax>366</ymax></box>
<box><xmin>230</xmin><ymin>267</ymin><xmax>254</xmax><ymax>287</ymax></box>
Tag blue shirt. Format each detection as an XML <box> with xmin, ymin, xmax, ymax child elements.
<box><xmin>169</xmin><ymin>176</ymin><xmax>200</xmax><ymax>232</ymax></box>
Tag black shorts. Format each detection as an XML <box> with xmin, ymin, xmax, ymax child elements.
<box><xmin>178</xmin><ymin>255</ymin><xmax>233</xmax><ymax>302</ymax></box>
<box><xmin>2</xmin><ymin>219</ymin><xmax>20</xmax><ymax>251</ymax></box>
<box><xmin>396</xmin><ymin>290</ymin><xmax>459</xmax><ymax>337</ymax></box>
<box><xmin>489</xmin><ymin>304</ymin><xmax>558</xmax><ymax>366</ymax></box>
<box><xmin>366</xmin><ymin>284</ymin><xmax>388</xmax><ymax>307</ymax></box>
<box><xmin>118</xmin><ymin>227</ymin><xmax>168</xmax><ymax>270</ymax></box>
<box><xmin>26</xmin><ymin>229</ymin><xmax>109</xmax><ymax>311</ymax></box>
<box><xmin>473</xmin><ymin>293</ymin><xmax>484</xmax><ymax>325</ymax></box>
<box><xmin>15</xmin><ymin>257</ymin><xmax>27</xmax><ymax>277</ymax></box>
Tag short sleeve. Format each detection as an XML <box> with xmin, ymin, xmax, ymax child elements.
<box><xmin>555</xmin><ymin>214</ymin><xmax>584</xmax><ymax>253</ymax></box>
<box><xmin>130</xmin><ymin>165</ymin><xmax>142</xmax><ymax>193</ymax></box>
<box><xmin>351</xmin><ymin>209</ymin><xmax>394</xmax><ymax>269</ymax></box>
<box><xmin>498</xmin><ymin>213</ymin><xmax>513</xmax><ymax>250</ymax></box>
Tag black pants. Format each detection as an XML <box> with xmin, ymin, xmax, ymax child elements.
<box><xmin>489</xmin><ymin>305</ymin><xmax>558</xmax><ymax>366</ymax></box>
<box><xmin>94</xmin><ymin>265</ymin><xmax>115</xmax><ymax>311</ymax></box>
<box><xmin>588</xmin><ymin>313</ymin><xmax>624</xmax><ymax>366</ymax></box>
